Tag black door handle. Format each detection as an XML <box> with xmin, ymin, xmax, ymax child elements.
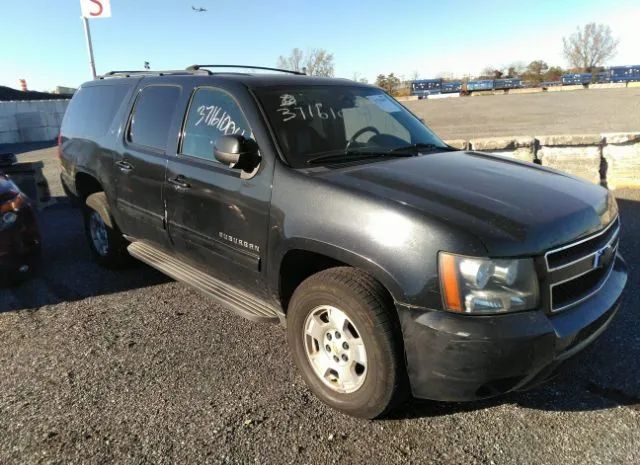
<box><xmin>116</xmin><ymin>160</ymin><xmax>133</xmax><ymax>172</ymax></box>
<box><xmin>168</xmin><ymin>175</ymin><xmax>191</xmax><ymax>189</ymax></box>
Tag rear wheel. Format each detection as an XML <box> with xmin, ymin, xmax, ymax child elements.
<box><xmin>83</xmin><ymin>192</ymin><xmax>131</xmax><ymax>268</ymax></box>
<box><xmin>287</xmin><ymin>267</ymin><xmax>408</xmax><ymax>418</ymax></box>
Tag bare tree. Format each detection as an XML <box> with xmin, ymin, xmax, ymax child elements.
<box><xmin>277</xmin><ymin>48</ymin><xmax>305</xmax><ymax>73</ymax></box>
<box><xmin>505</xmin><ymin>62</ymin><xmax>525</xmax><ymax>78</ymax></box>
<box><xmin>479</xmin><ymin>67</ymin><xmax>502</xmax><ymax>79</ymax></box>
<box><xmin>351</xmin><ymin>72</ymin><xmax>369</xmax><ymax>84</ymax></box>
<box><xmin>563</xmin><ymin>23</ymin><xmax>618</xmax><ymax>71</ymax></box>
<box><xmin>277</xmin><ymin>48</ymin><xmax>335</xmax><ymax>77</ymax></box>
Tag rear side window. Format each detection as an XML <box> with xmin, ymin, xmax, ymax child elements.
<box><xmin>127</xmin><ymin>85</ymin><xmax>180</xmax><ymax>151</ymax></box>
<box><xmin>180</xmin><ymin>88</ymin><xmax>253</xmax><ymax>162</ymax></box>
<box><xmin>61</xmin><ymin>84</ymin><xmax>129</xmax><ymax>138</ymax></box>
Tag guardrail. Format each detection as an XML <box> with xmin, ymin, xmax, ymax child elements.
<box><xmin>445</xmin><ymin>132</ymin><xmax>640</xmax><ymax>189</ymax></box>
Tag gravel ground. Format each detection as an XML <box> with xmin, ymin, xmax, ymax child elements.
<box><xmin>405</xmin><ymin>88</ymin><xmax>640</xmax><ymax>140</ymax></box>
<box><xmin>0</xmin><ymin>148</ymin><xmax>639</xmax><ymax>465</ymax></box>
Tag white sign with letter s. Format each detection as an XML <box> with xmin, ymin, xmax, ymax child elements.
<box><xmin>80</xmin><ymin>0</ymin><xmax>112</xmax><ymax>18</ymax></box>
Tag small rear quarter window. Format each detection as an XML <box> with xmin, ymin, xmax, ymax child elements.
<box><xmin>61</xmin><ymin>84</ymin><xmax>129</xmax><ymax>138</ymax></box>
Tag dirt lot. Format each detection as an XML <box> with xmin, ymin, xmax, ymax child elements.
<box><xmin>0</xmin><ymin>146</ymin><xmax>639</xmax><ymax>465</ymax></box>
<box><xmin>405</xmin><ymin>88</ymin><xmax>640</xmax><ymax>140</ymax></box>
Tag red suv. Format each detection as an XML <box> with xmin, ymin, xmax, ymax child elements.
<box><xmin>0</xmin><ymin>172</ymin><xmax>40</xmax><ymax>283</ymax></box>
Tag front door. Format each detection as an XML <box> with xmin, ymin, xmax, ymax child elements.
<box><xmin>115</xmin><ymin>84</ymin><xmax>181</xmax><ymax>247</ymax></box>
<box><xmin>164</xmin><ymin>86</ymin><xmax>274</xmax><ymax>295</ymax></box>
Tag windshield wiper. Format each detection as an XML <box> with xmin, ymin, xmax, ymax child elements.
<box><xmin>306</xmin><ymin>150</ymin><xmax>414</xmax><ymax>165</ymax></box>
<box><xmin>390</xmin><ymin>143</ymin><xmax>453</xmax><ymax>154</ymax></box>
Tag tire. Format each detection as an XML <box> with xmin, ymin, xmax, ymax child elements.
<box><xmin>83</xmin><ymin>192</ymin><xmax>131</xmax><ymax>268</ymax></box>
<box><xmin>287</xmin><ymin>267</ymin><xmax>408</xmax><ymax>418</ymax></box>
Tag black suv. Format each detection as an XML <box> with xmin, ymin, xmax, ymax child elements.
<box><xmin>59</xmin><ymin>65</ymin><xmax>627</xmax><ymax>418</ymax></box>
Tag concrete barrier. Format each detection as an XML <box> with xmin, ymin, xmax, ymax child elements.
<box><xmin>395</xmin><ymin>96</ymin><xmax>419</xmax><ymax>102</ymax></box>
<box><xmin>602</xmin><ymin>132</ymin><xmax>640</xmax><ymax>189</ymax></box>
<box><xmin>509</xmin><ymin>87</ymin><xmax>544</xmax><ymax>95</ymax></box>
<box><xmin>0</xmin><ymin>100</ymin><xmax>69</xmax><ymax>144</ymax></box>
<box><xmin>445</xmin><ymin>132</ymin><xmax>640</xmax><ymax>189</ymax></box>
<box><xmin>590</xmin><ymin>83</ymin><xmax>627</xmax><ymax>90</ymax></box>
<box><xmin>469</xmin><ymin>136</ymin><xmax>535</xmax><ymax>162</ymax></box>
<box><xmin>446</xmin><ymin>139</ymin><xmax>468</xmax><ymax>150</ymax></box>
<box><xmin>537</xmin><ymin>134</ymin><xmax>603</xmax><ymax>184</ymax></box>
<box><xmin>470</xmin><ymin>90</ymin><xmax>494</xmax><ymax>97</ymax></box>
<box><xmin>427</xmin><ymin>93</ymin><xmax>461</xmax><ymax>99</ymax></box>
<box><xmin>561</xmin><ymin>85</ymin><xmax>586</xmax><ymax>92</ymax></box>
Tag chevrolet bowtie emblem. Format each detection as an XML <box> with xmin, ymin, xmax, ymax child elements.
<box><xmin>593</xmin><ymin>244</ymin><xmax>613</xmax><ymax>269</ymax></box>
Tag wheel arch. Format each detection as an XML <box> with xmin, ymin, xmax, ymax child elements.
<box><xmin>75</xmin><ymin>170</ymin><xmax>103</xmax><ymax>202</ymax></box>
<box><xmin>275</xmin><ymin>241</ymin><xmax>404</xmax><ymax>313</ymax></box>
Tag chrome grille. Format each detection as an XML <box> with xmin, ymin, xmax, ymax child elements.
<box><xmin>545</xmin><ymin>217</ymin><xmax>619</xmax><ymax>313</ymax></box>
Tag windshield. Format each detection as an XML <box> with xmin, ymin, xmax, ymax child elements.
<box><xmin>254</xmin><ymin>85</ymin><xmax>448</xmax><ymax>167</ymax></box>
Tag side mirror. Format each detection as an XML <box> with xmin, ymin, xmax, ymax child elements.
<box><xmin>214</xmin><ymin>135</ymin><xmax>261</xmax><ymax>178</ymax></box>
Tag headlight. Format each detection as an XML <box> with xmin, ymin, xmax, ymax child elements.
<box><xmin>0</xmin><ymin>193</ymin><xmax>24</xmax><ymax>213</ymax></box>
<box><xmin>0</xmin><ymin>194</ymin><xmax>24</xmax><ymax>231</ymax></box>
<box><xmin>439</xmin><ymin>252</ymin><xmax>539</xmax><ymax>314</ymax></box>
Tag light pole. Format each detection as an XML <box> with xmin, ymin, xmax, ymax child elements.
<box><xmin>82</xmin><ymin>16</ymin><xmax>97</xmax><ymax>79</ymax></box>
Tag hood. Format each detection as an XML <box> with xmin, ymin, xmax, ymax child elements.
<box><xmin>316</xmin><ymin>151</ymin><xmax>616</xmax><ymax>256</ymax></box>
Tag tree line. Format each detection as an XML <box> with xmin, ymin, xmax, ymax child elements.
<box><xmin>275</xmin><ymin>22</ymin><xmax>619</xmax><ymax>95</ymax></box>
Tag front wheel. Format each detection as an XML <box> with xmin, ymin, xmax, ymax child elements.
<box><xmin>287</xmin><ymin>267</ymin><xmax>408</xmax><ymax>418</ymax></box>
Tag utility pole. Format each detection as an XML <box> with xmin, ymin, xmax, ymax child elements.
<box><xmin>79</xmin><ymin>0</ymin><xmax>111</xmax><ymax>79</ymax></box>
<box><xmin>82</xmin><ymin>16</ymin><xmax>97</xmax><ymax>79</ymax></box>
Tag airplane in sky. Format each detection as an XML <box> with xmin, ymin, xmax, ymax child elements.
<box><xmin>191</xmin><ymin>6</ymin><xmax>207</xmax><ymax>12</ymax></box>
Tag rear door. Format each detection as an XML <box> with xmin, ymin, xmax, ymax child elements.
<box><xmin>114</xmin><ymin>84</ymin><xmax>181</xmax><ymax>246</ymax></box>
<box><xmin>163</xmin><ymin>85</ymin><xmax>274</xmax><ymax>295</ymax></box>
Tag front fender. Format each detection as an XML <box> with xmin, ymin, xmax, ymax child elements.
<box><xmin>270</xmin><ymin>237</ymin><xmax>406</xmax><ymax>304</ymax></box>
<box><xmin>266</xmin><ymin>165</ymin><xmax>487</xmax><ymax>309</ymax></box>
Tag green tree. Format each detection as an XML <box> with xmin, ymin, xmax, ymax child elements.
<box><xmin>543</xmin><ymin>66</ymin><xmax>565</xmax><ymax>82</ymax></box>
<box><xmin>375</xmin><ymin>73</ymin><xmax>401</xmax><ymax>95</ymax></box>
<box><xmin>522</xmin><ymin>60</ymin><xmax>549</xmax><ymax>84</ymax></box>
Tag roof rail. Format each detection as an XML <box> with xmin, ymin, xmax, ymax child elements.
<box><xmin>186</xmin><ymin>64</ymin><xmax>306</xmax><ymax>75</ymax></box>
<box><xmin>97</xmin><ymin>69</ymin><xmax>211</xmax><ymax>79</ymax></box>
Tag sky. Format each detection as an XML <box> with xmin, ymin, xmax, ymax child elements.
<box><xmin>1</xmin><ymin>0</ymin><xmax>638</xmax><ymax>91</ymax></box>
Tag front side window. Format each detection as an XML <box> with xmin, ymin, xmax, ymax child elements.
<box><xmin>255</xmin><ymin>85</ymin><xmax>447</xmax><ymax>168</ymax></box>
<box><xmin>181</xmin><ymin>88</ymin><xmax>253</xmax><ymax>162</ymax></box>
<box><xmin>128</xmin><ymin>85</ymin><xmax>180</xmax><ymax>151</ymax></box>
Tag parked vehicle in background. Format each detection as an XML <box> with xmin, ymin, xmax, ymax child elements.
<box><xmin>466</xmin><ymin>79</ymin><xmax>495</xmax><ymax>92</ymax></box>
<box><xmin>410</xmin><ymin>78</ymin><xmax>443</xmax><ymax>98</ymax></box>
<box><xmin>561</xmin><ymin>73</ymin><xmax>593</xmax><ymax>85</ymax></box>
<box><xmin>410</xmin><ymin>64</ymin><xmax>640</xmax><ymax>96</ymax></box>
<box><xmin>60</xmin><ymin>66</ymin><xmax>627</xmax><ymax>418</ymax></box>
<box><xmin>0</xmin><ymin>172</ymin><xmax>40</xmax><ymax>283</ymax></box>
<box><xmin>609</xmin><ymin>65</ymin><xmax>640</xmax><ymax>83</ymax></box>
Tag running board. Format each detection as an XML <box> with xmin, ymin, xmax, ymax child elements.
<box><xmin>127</xmin><ymin>241</ymin><xmax>281</xmax><ymax>324</ymax></box>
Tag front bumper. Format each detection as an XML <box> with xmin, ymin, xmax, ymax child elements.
<box><xmin>0</xmin><ymin>206</ymin><xmax>41</xmax><ymax>277</ymax></box>
<box><xmin>397</xmin><ymin>253</ymin><xmax>628</xmax><ymax>402</ymax></box>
